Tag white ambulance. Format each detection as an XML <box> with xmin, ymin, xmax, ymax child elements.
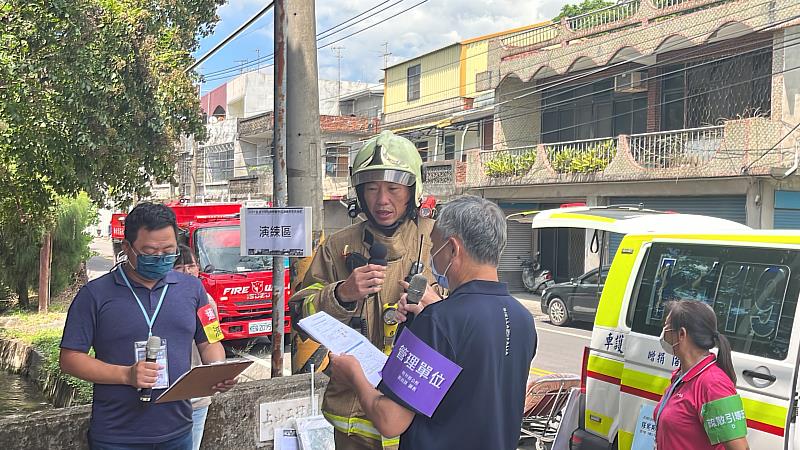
<box><xmin>528</xmin><ymin>206</ymin><xmax>800</xmax><ymax>450</ymax></box>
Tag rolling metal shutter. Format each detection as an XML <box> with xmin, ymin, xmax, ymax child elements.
<box><xmin>774</xmin><ymin>191</ymin><xmax>800</xmax><ymax>229</ymax></box>
<box><xmin>499</xmin><ymin>217</ymin><xmax>534</xmax><ymax>292</ymax></box>
<box><xmin>607</xmin><ymin>196</ymin><xmax>747</xmax><ymax>261</ymax></box>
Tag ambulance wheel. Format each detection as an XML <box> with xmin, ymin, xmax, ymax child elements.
<box><xmin>547</xmin><ymin>297</ymin><xmax>570</xmax><ymax>327</ymax></box>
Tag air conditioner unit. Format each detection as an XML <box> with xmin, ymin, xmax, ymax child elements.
<box><xmin>614</xmin><ymin>71</ymin><xmax>647</xmax><ymax>93</ymax></box>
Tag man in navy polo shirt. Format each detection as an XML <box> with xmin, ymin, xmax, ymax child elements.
<box><xmin>330</xmin><ymin>195</ymin><xmax>537</xmax><ymax>450</ymax></box>
<box><xmin>60</xmin><ymin>203</ymin><xmax>235</xmax><ymax>450</ymax></box>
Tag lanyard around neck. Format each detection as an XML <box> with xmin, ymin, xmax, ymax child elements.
<box><xmin>119</xmin><ymin>268</ymin><xmax>169</xmax><ymax>338</ymax></box>
<box><xmin>655</xmin><ymin>355</ymin><xmax>715</xmax><ymax>424</ymax></box>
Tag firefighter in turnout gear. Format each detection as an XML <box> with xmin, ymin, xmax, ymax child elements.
<box><xmin>291</xmin><ymin>130</ymin><xmax>437</xmax><ymax>450</ymax></box>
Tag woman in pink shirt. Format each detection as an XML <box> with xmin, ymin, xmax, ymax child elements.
<box><xmin>654</xmin><ymin>300</ymin><xmax>749</xmax><ymax>450</ymax></box>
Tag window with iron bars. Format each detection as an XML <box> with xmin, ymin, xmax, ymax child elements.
<box><xmin>325</xmin><ymin>145</ymin><xmax>350</xmax><ymax>177</ymax></box>
<box><xmin>204</xmin><ymin>142</ymin><xmax>234</xmax><ymax>183</ymax></box>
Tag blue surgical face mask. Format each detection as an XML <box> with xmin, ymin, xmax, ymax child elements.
<box><xmin>129</xmin><ymin>246</ymin><xmax>179</xmax><ymax>280</ymax></box>
<box><xmin>429</xmin><ymin>240</ymin><xmax>452</xmax><ymax>289</ymax></box>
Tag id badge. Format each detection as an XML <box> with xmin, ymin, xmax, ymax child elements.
<box><xmin>134</xmin><ymin>339</ymin><xmax>169</xmax><ymax>389</ymax></box>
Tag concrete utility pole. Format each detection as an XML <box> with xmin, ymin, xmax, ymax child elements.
<box><xmin>287</xmin><ymin>2</ymin><xmax>325</xmax><ymax>248</ymax></box>
<box><xmin>332</xmin><ymin>46</ymin><xmax>345</xmax><ymax>103</ymax></box>
<box><xmin>271</xmin><ymin>0</ymin><xmax>288</xmax><ymax>378</ymax></box>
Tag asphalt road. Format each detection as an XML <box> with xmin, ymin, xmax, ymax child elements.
<box><xmin>515</xmin><ymin>293</ymin><xmax>592</xmax><ymax>378</ymax></box>
<box><xmin>87</xmin><ymin>237</ymin><xmax>115</xmax><ymax>280</ymax></box>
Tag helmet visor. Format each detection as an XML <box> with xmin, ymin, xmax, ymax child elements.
<box><xmin>352</xmin><ymin>169</ymin><xmax>415</xmax><ymax>187</ymax></box>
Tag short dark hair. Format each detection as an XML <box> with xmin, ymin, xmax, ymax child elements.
<box><xmin>174</xmin><ymin>244</ymin><xmax>196</xmax><ymax>267</ymax></box>
<box><xmin>124</xmin><ymin>202</ymin><xmax>178</xmax><ymax>244</ymax></box>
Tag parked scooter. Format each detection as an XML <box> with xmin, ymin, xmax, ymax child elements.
<box><xmin>519</xmin><ymin>252</ymin><xmax>555</xmax><ymax>294</ymax></box>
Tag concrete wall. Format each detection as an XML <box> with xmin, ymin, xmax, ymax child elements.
<box><xmin>0</xmin><ymin>373</ymin><xmax>329</xmax><ymax>450</ymax></box>
<box><xmin>352</xmin><ymin>94</ymin><xmax>383</xmax><ymax>119</ymax></box>
<box><xmin>323</xmin><ymin>200</ymin><xmax>354</xmax><ymax>237</ymax></box>
<box><xmin>0</xmin><ymin>339</ymin><xmax>85</xmax><ymax>408</ymax></box>
<box><xmin>222</xmin><ymin>69</ymin><xmax>374</xmax><ymax>119</ymax></box>
<box><xmin>781</xmin><ymin>26</ymin><xmax>800</xmax><ymax>129</ymax></box>
<box><xmin>494</xmin><ymin>76</ymin><xmax>539</xmax><ymax>150</ymax></box>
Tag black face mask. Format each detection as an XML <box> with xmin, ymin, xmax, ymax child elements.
<box><xmin>355</xmin><ymin>184</ymin><xmax>416</xmax><ymax>237</ymax></box>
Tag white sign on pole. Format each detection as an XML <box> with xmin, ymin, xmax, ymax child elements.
<box><xmin>241</xmin><ymin>207</ymin><xmax>312</xmax><ymax>257</ymax></box>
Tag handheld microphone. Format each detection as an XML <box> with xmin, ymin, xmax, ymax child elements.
<box><xmin>359</xmin><ymin>243</ymin><xmax>388</xmax><ymax>336</ymax></box>
<box><xmin>368</xmin><ymin>243</ymin><xmax>387</xmax><ymax>267</ymax></box>
<box><xmin>139</xmin><ymin>335</ymin><xmax>161</xmax><ymax>402</ymax></box>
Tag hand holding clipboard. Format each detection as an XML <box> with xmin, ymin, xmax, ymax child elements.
<box><xmin>155</xmin><ymin>359</ymin><xmax>252</xmax><ymax>403</ymax></box>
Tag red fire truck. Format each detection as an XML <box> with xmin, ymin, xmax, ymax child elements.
<box><xmin>111</xmin><ymin>201</ymin><xmax>291</xmax><ymax>343</ymax></box>
<box><xmin>110</xmin><ymin>213</ymin><xmax>127</xmax><ymax>257</ymax></box>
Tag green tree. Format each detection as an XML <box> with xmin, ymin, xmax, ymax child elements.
<box><xmin>553</xmin><ymin>0</ymin><xmax>615</xmax><ymax>22</ymax></box>
<box><xmin>51</xmin><ymin>193</ymin><xmax>98</xmax><ymax>296</ymax></box>
<box><xmin>0</xmin><ymin>0</ymin><xmax>223</xmax><ymax>303</ymax></box>
<box><xmin>0</xmin><ymin>193</ymin><xmax>98</xmax><ymax>306</ymax></box>
<box><xmin>0</xmin><ymin>217</ymin><xmax>42</xmax><ymax>306</ymax></box>
<box><xmin>0</xmin><ymin>0</ymin><xmax>223</xmax><ymax>220</ymax></box>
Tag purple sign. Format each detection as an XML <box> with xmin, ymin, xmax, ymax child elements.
<box><xmin>381</xmin><ymin>328</ymin><xmax>462</xmax><ymax>417</ymax></box>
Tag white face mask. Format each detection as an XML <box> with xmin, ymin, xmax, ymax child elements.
<box><xmin>659</xmin><ymin>327</ymin><xmax>678</xmax><ymax>355</ymax></box>
<box><xmin>429</xmin><ymin>240</ymin><xmax>452</xmax><ymax>289</ymax></box>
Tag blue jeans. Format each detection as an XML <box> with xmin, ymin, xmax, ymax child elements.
<box><xmin>191</xmin><ymin>406</ymin><xmax>209</xmax><ymax>450</ymax></box>
<box><xmin>88</xmin><ymin>430</ymin><xmax>192</xmax><ymax>450</ymax></box>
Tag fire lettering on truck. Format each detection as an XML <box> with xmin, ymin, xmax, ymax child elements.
<box><xmin>223</xmin><ymin>286</ymin><xmax>250</xmax><ymax>295</ymax></box>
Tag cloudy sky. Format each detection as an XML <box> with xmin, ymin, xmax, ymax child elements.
<box><xmin>195</xmin><ymin>0</ymin><xmax>571</xmax><ymax>93</ymax></box>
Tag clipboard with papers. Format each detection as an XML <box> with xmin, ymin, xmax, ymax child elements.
<box><xmin>155</xmin><ymin>359</ymin><xmax>253</xmax><ymax>403</ymax></box>
<box><xmin>297</xmin><ymin>312</ymin><xmax>388</xmax><ymax>387</ymax></box>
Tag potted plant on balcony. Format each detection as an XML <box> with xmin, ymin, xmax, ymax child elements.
<box><xmin>484</xmin><ymin>148</ymin><xmax>537</xmax><ymax>178</ymax></box>
<box><xmin>547</xmin><ymin>140</ymin><xmax>614</xmax><ymax>175</ymax></box>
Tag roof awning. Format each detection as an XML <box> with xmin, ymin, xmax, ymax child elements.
<box><xmin>451</xmin><ymin>105</ymin><xmax>494</xmax><ymax>124</ymax></box>
<box><xmin>391</xmin><ymin>120</ymin><xmax>441</xmax><ymax>134</ymax></box>
<box><xmin>528</xmin><ymin>206</ymin><xmax>751</xmax><ymax>234</ymax></box>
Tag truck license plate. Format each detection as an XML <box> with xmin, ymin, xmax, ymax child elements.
<box><xmin>248</xmin><ymin>320</ymin><xmax>273</xmax><ymax>335</ymax></box>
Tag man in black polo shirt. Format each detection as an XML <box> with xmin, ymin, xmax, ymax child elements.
<box><xmin>330</xmin><ymin>195</ymin><xmax>537</xmax><ymax>450</ymax></box>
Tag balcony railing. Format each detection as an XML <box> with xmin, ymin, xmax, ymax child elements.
<box><xmin>480</xmin><ymin>147</ymin><xmax>538</xmax><ymax>178</ymax></box>
<box><xmin>566</xmin><ymin>0</ymin><xmax>641</xmax><ymax>31</ymax></box>
<box><xmin>654</xmin><ymin>0</ymin><xmax>688</xmax><ymax>7</ymax></box>
<box><xmin>629</xmin><ymin>126</ymin><xmax>724</xmax><ymax>169</ymax></box>
<box><xmin>501</xmin><ymin>24</ymin><xmax>560</xmax><ymax>48</ymax></box>
<box><xmin>545</xmin><ymin>138</ymin><xmax>617</xmax><ymax>173</ymax></box>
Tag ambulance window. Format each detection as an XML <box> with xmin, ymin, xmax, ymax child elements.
<box><xmin>628</xmin><ymin>243</ymin><xmax>800</xmax><ymax>360</ymax></box>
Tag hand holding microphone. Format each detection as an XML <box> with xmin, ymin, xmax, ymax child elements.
<box><xmin>132</xmin><ymin>335</ymin><xmax>161</xmax><ymax>402</ymax></box>
<box><xmin>336</xmin><ymin>243</ymin><xmax>388</xmax><ymax>303</ymax></box>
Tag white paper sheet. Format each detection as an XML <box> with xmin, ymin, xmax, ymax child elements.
<box><xmin>298</xmin><ymin>312</ymin><xmax>387</xmax><ymax>386</ymax></box>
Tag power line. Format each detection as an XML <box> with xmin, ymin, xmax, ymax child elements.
<box><xmin>317</xmin><ymin>0</ymin><xmax>406</xmax><ymax>42</ymax></box>
<box><xmin>188</xmin><ymin>1</ymin><xmax>274</xmax><ymax>73</ymax></box>
<box><xmin>377</xmin><ymin>0</ymin><xmax>793</xmax><ymax>111</ymax></box>
<box><xmin>193</xmin><ymin>3</ymin><xmax>800</xmax><ymax>170</ymax></box>
<box><xmin>199</xmin><ymin>0</ymin><xmax>413</xmax><ymax>81</ymax></box>
<box><xmin>376</xmin><ymin>4</ymin><xmax>799</xmax><ymax>131</ymax></box>
<box><xmin>223</xmin><ymin>9</ymin><xmax>798</xmax><ymax>148</ymax></box>
<box><xmin>200</xmin><ymin>28</ymin><xmax>798</xmax><ymax>163</ymax></box>
<box><xmin>191</xmin><ymin>50</ymin><xmax>800</xmax><ymax>171</ymax></box>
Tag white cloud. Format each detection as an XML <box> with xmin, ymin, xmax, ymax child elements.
<box><xmin>199</xmin><ymin>0</ymin><xmax>571</xmax><ymax>87</ymax></box>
